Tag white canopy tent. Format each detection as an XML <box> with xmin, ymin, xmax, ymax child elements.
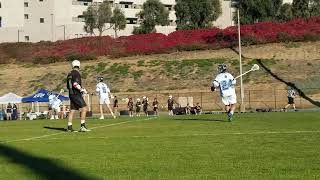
<box><xmin>0</xmin><ymin>93</ymin><xmax>22</xmax><ymax>104</ymax></box>
<box><xmin>0</xmin><ymin>93</ymin><xmax>23</xmax><ymax>120</ymax></box>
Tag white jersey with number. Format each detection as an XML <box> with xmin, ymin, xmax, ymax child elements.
<box><xmin>213</xmin><ymin>72</ymin><xmax>236</xmax><ymax>97</ymax></box>
<box><xmin>49</xmin><ymin>94</ymin><xmax>62</xmax><ymax>110</ymax></box>
<box><xmin>288</xmin><ymin>89</ymin><xmax>296</xmax><ymax>98</ymax></box>
<box><xmin>96</xmin><ymin>82</ymin><xmax>111</xmax><ymax>104</ymax></box>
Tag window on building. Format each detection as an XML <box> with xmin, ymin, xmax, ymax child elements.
<box><xmin>40</xmin><ymin>18</ymin><xmax>44</xmax><ymax>23</ymax></box>
<box><xmin>126</xmin><ymin>18</ymin><xmax>137</xmax><ymax>24</ymax></box>
<box><xmin>120</xmin><ymin>1</ymin><xmax>133</xmax><ymax>8</ymax></box>
<box><xmin>39</xmin><ymin>0</ymin><xmax>43</xmax><ymax>2</ymax></box>
<box><xmin>24</xmin><ymin>14</ymin><xmax>29</xmax><ymax>19</ymax></box>
<box><xmin>24</xmin><ymin>2</ymin><xmax>28</xmax><ymax>7</ymax></box>
<box><xmin>0</xmin><ymin>16</ymin><xmax>2</xmax><ymax>27</ymax></box>
<box><xmin>0</xmin><ymin>2</ymin><xmax>2</xmax><ymax>8</ymax></box>
<box><xmin>25</xmin><ymin>36</ymin><xmax>30</xmax><ymax>41</ymax></box>
<box><xmin>165</xmin><ymin>5</ymin><xmax>172</xmax><ymax>11</ymax></box>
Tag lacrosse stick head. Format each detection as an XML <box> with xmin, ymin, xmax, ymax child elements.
<box><xmin>251</xmin><ymin>64</ymin><xmax>260</xmax><ymax>71</ymax></box>
<box><xmin>60</xmin><ymin>89</ymin><xmax>65</xmax><ymax>93</ymax></box>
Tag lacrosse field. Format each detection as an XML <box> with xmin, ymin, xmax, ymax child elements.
<box><xmin>0</xmin><ymin>112</ymin><xmax>319</xmax><ymax>179</ymax></box>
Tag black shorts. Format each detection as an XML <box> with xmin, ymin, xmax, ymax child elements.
<box><xmin>153</xmin><ymin>107</ymin><xmax>158</xmax><ymax>111</ymax></box>
<box><xmin>168</xmin><ymin>106</ymin><xmax>173</xmax><ymax>111</ymax></box>
<box><xmin>136</xmin><ymin>107</ymin><xmax>140</xmax><ymax>113</ymax></box>
<box><xmin>143</xmin><ymin>106</ymin><xmax>148</xmax><ymax>112</ymax></box>
<box><xmin>288</xmin><ymin>97</ymin><xmax>294</xmax><ymax>104</ymax></box>
<box><xmin>70</xmin><ymin>94</ymin><xmax>87</xmax><ymax>110</ymax></box>
<box><xmin>128</xmin><ymin>107</ymin><xmax>133</xmax><ymax>111</ymax></box>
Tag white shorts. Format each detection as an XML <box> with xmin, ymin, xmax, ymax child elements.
<box><xmin>100</xmin><ymin>97</ymin><xmax>110</xmax><ymax>105</ymax></box>
<box><xmin>221</xmin><ymin>94</ymin><xmax>237</xmax><ymax>106</ymax></box>
<box><xmin>52</xmin><ymin>106</ymin><xmax>61</xmax><ymax>112</ymax></box>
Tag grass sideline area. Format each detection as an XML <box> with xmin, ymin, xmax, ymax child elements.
<box><xmin>0</xmin><ymin>112</ymin><xmax>319</xmax><ymax>179</ymax></box>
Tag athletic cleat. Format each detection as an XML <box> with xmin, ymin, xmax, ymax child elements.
<box><xmin>66</xmin><ymin>128</ymin><xmax>77</xmax><ymax>132</ymax></box>
<box><xmin>228</xmin><ymin>113</ymin><xmax>233</xmax><ymax>122</ymax></box>
<box><xmin>99</xmin><ymin>116</ymin><xmax>104</xmax><ymax>120</ymax></box>
<box><xmin>79</xmin><ymin>126</ymin><xmax>91</xmax><ymax>132</ymax></box>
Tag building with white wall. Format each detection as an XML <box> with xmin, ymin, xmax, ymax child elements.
<box><xmin>0</xmin><ymin>0</ymin><xmax>237</xmax><ymax>43</ymax></box>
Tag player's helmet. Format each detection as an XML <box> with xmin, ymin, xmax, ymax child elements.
<box><xmin>72</xmin><ymin>60</ymin><xmax>80</xmax><ymax>68</ymax></box>
<box><xmin>97</xmin><ymin>77</ymin><xmax>103</xmax><ymax>82</ymax></box>
<box><xmin>218</xmin><ymin>64</ymin><xmax>227</xmax><ymax>73</ymax></box>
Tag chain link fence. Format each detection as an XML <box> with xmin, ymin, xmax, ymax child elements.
<box><xmin>9</xmin><ymin>88</ymin><xmax>319</xmax><ymax>115</ymax></box>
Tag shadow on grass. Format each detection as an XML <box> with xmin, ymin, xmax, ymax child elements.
<box><xmin>257</xmin><ymin>59</ymin><xmax>320</xmax><ymax>107</ymax></box>
<box><xmin>173</xmin><ymin>118</ymin><xmax>227</xmax><ymax>122</ymax></box>
<box><xmin>0</xmin><ymin>144</ymin><xmax>97</xmax><ymax>180</ymax></box>
<box><xmin>43</xmin><ymin>126</ymin><xmax>67</xmax><ymax>132</ymax></box>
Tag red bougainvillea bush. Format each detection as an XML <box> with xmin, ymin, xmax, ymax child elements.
<box><xmin>0</xmin><ymin>16</ymin><xmax>319</xmax><ymax>64</ymax></box>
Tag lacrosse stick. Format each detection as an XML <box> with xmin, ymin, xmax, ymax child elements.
<box><xmin>234</xmin><ymin>64</ymin><xmax>260</xmax><ymax>80</ymax></box>
<box><xmin>55</xmin><ymin>89</ymin><xmax>64</xmax><ymax>98</ymax></box>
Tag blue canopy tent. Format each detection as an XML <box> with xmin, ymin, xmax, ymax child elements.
<box><xmin>22</xmin><ymin>89</ymin><xmax>69</xmax><ymax>102</ymax></box>
<box><xmin>22</xmin><ymin>89</ymin><xmax>69</xmax><ymax>112</ymax></box>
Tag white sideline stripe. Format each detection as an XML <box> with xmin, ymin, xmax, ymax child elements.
<box><xmin>18</xmin><ymin>130</ymin><xmax>320</xmax><ymax>142</ymax></box>
<box><xmin>3</xmin><ymin>117</ymin><xmax>155</xmax><ymax>143</ymax></box>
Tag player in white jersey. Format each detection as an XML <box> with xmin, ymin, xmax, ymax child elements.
<box><xmin>211</xmin><ymin>64</ymin><xmax>237</xmax><ymax>121</ymax></box>
<box><xmin>96</xmin><ymin>77</ymin><xmax>116</xmax><ymax>119</ymax></box>
<box><xmin>283</xmin><ymin>86</ymin><xmax>297</xmax><ymax>112</ymax></box>
<box><xmin>48</xmin><ymin>92</ymin><xmax>62</xmax><ymax>119</ymax></box>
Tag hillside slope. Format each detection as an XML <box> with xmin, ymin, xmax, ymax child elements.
<box><xmin>0</xmin><ymin>41</ymin><xmax>319</xmax><ymax>97</ymax></box>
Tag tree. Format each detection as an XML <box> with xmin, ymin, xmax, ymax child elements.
<box><xmin>83</xmin><ymin>1</ymin><xmax>112</xmax><ymax>36</ymax></box>
<box><xmin>277</xmin><ymin>3</ymin><xmax>293</xmax><ymax>22</ymax></box>
<box><xmin>96</xmin><ymin>1</ymin><xmax>112</xmax><ymax>36</ymax></box>
<box><xmin>110</xmin><ymin>7</ymin><xmax>126</xmax><ymax>38</ymax></box>
<box><xmin>133</xmin><ymin>0</ymin><xmax>169</xmax><ymax>34</ymax></box>
<box><xmin>309</xmin><ymin>0</ymin><xmax>320</xmax><ymax>16</ymax></box>
<box><xmin>83</xmin><ymin>5</ymin><xmax>97</xmax><ymax>35</ymax></box>
<box><xmin>237</xmin><ymin>0</ymin><xmax>283</xmax><ymax>24</ymax></box>
<box><xmin>292</xmin><ymin>0</ymin><xmax>310</xmax><ymax>18</ymax></box>
<box><xmin>175</xmin><ymin>0</ymin><xmax>222</xmax><ymax>30</ymax></box>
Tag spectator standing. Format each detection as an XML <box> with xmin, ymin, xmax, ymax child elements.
<box><xmin>113</xmin><ymin>96</ymin><xmax>119</xmax><ymax>117</ymax></box>
<box><xmin>185</xmin><ymin>103</ymin><xmax>191</xmax><ymax>115</ymax></box>
<box><xmin>142</xmin><ymin>96</ymin><xmax>149</xmax><ymax>116</ymax></box>
<box><xmin>152</xmin><ymin>98</ymin><xmax>159</xmax><ymax>116</ymax></box>
<box><xmin>12</xmin><ymin>103</ymin><xmax>18</xmax><ymax>120</ymax></box>
<box><xmin>6</xmin><ymin>103</ymin><xmax>13</xmax><ymax>120</ymax></box>
<box><xmin>167</xmin><ymin>95</ymin><xmax>174</xmax><ymax>116</ymax></box>
<box><xmin>136</xmin><ymin>98</ymin><xmax>142</xmax><ymax>116</ymax></box>
<box><xmin>128</xmin><ymin>97</ymin><xmax>134</xmax><ymax>117</ymax></box>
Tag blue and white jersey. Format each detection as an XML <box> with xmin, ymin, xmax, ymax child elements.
<box><xmin>49</xmin><ymin>94</ymin><xmax>62</xmax><ymax>109</ymax></box>
<box><xmin>96</xmin><ymin>82</ymin><xmax>110</xmax><ymax>97</ymax></box>
<box><xmin>288</xmin><ymin>89</ymin><xmax>296</xmax><ymax>98</ymax></box>
<box><xmin>213</xmin><ymin>72</ymin><xmax>236</xmax><ymax>97</ymax></box>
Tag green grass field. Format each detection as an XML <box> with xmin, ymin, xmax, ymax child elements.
<box><xmin>0</xmin><ymin>112</ymin><xmax>320</xmax><ymax>180</ymax></box>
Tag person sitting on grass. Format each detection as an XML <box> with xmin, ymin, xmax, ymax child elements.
<box><xmin>195</xmin><ymin>103</ymin><xmax>202</xmax><ymax>115</ymax></box>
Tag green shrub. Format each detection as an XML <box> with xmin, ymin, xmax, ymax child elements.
<box><xmin>277</xmin><ymin>32</ymin><xmax>292</xmax><ymax>43</ymax></box>
<box><xmin>241</xmin><ymin>36</ymin><xmax>258</xmax><ymax>46</ymax></box>
<box><xmin>65</xmin><ymin>53</ymin><xmax>97</xmax><ymax>62</ymax></box>
<box><xmin>132</xmin><ymin>70</ymin><xmax>143</xmax><ymax>80</ymax></box>
<box><xmin>137</xmin><ymin>60</ymin><xmax>145</xmax><ymax>67</ymax></box>
<box><xmin>32</xmin><ymin>56</ymin><xmax>61</xmax><ymax>64</ymax></box>
<box><xmin>95</xmin><ymin>62</ymin><xmax>108</xmax><ymax>73</ymax></box>
<box><xmin>303</xmin><ymin>34</ymin><xmax>320</xmax><ymax>42</ymax></box>
<box><xmin>109</xmin><ymin>63</ymin><xmax>130</xmax><ymax>76</ymax></box>
<box><xmin>148</xmin><ymin>60</ymin><xmax>162</xmax><ymax>67</ymax></box>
